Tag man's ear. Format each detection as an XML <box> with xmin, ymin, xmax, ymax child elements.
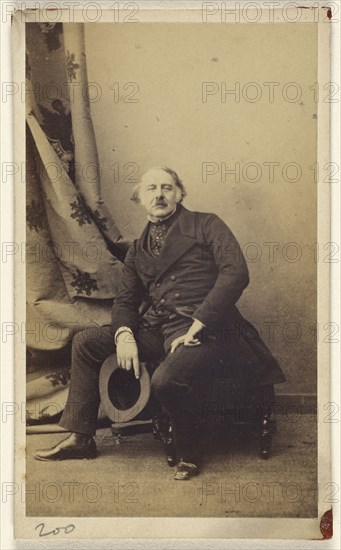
<box><xmin>131</xmin><ymin>184</ymin><xmax>141</xmax><ymax>203</ymax></box>
<box><xmin>175</xmin><ymin>187</ymin><xmax>183</xmax><ymax>203</ymax></box>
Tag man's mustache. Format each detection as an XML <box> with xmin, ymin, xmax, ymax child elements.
<box><xmin>154</xmin><ymin>199</ymin><xmax>168</xmax><ymax>206</ymax></box>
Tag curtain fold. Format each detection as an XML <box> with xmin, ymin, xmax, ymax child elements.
<box><xmin>62</xmin><ymin>24</ymin><xmax>122</xmax><ymax>242</ymax></box>
<box><xmin>26</xmin><ymin>23</ymin><xmax>123</xmax><ymax>422</ymax></box>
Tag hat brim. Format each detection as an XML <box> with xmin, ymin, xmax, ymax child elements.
<box><xmin>99</xmin><ymin>355</ymin><xmax>151</xmax><ymax>423</ymax></box>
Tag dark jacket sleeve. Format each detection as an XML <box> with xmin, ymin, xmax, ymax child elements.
<box><xmin>111</xmin><ymin>241</ymin><xmax>145</xmax><ymax>337</ymax></box>
<box><xmin>193</xmin><ymin>214</ymin><xmax>249</xmax><ymax>326</ymax></box>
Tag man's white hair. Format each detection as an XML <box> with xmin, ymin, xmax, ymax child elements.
<box><xmin>131</xmin><ymin>166</ymin><xmax>187</xmax><ymax>204</ymax></box>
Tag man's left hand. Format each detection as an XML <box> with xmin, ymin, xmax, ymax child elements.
<box><xmin>170</xmin><ymin>319</ymin><xmax>204</xmax><ymax>353</ymax></box>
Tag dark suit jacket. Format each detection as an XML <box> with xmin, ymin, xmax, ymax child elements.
<box><xmin>111</xmin><ymin>204</ymin><xmax>286</xmax><ymax>385</ymax></box>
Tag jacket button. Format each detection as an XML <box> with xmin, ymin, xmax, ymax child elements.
<box><xmin>175</xmin><ymin>292</ymin><xmax>181</xmax><ymax>298</ymax></box>
<box><xmin>156</xmin><ymin>283</ymin><xmax>161</xmax><ymax>288</ymax></box>
<box><xmin>160</xmin><ymin>298</ymin><xmax>166</xmax><ymax>304</ymax></box>
<box><xmin>170</xmin><ymin>275</ymin><xmax>176</xmax><ymax>281</ymax></box>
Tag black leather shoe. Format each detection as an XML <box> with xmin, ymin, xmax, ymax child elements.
<box><xmin>174</xmin><ymin>459</ymin><xmax>199</xmax><ymax>480</ymax></box>
<box><xmin>34</xmin><ymin>433</ymin><xmax>97</xmax><ymax>461</ymax></box>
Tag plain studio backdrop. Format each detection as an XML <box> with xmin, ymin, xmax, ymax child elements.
<box><xmin>26</xmin><ymin>21</ymin><xmax>318</xmax><ymax>399</ymax></box>
<box><xmin>85</xmin><ymin>23</ymin><xmax>317</xmax><ymax>398</ymax></box>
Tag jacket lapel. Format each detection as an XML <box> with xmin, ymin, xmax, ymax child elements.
<box><xmin>135</xmin><ymin>222</ymin><xmax>156</xmax><ymax>278</ymax></box>
<box><xmin>154</xmin><ymin>205</ymin><xmax>197</xmax><ymax>281</ymax></box>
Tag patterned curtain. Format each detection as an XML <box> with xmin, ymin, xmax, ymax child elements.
<box><xmin>26</xmin><ymin>23</ymin><xmax>124</xmax><ymax>423</ymax></box>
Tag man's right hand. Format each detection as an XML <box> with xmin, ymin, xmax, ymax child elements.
<box><xmin>116</xmin><ymin>332</ymin><xmax>140</xmax><ymax>379</ymax></box>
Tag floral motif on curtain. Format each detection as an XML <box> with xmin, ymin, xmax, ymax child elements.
<box><xmin>26</xmin><ymin>23</ymin><xmax>125</xmax><ymax>423</ymax></box>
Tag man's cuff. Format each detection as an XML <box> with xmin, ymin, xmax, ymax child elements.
<box><xmin>192</xmin><ymin>317</ymin><xmax>206</xmax><ymax>327</ymax></box>
<box><xmin>114</xmin><ymin>326</ymin><xmax>135</xmax><ymax>344</ymax></box>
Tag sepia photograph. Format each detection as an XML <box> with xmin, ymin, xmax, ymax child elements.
<box><xmin>3</xmin><ymin>0</ymin><xmax>339</xmax><ymax>544</ymax></box>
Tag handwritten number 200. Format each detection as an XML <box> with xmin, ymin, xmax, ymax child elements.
<box><xmin>35</xmin><ymin>523</ymin><xmax>75</xmax><ymax>537</ymax></box>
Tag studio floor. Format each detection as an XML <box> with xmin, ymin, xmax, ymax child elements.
<box><xmin>26</xmin><ymin>414</ymin><xmax>317</xmax><ymax>518</ymax></box>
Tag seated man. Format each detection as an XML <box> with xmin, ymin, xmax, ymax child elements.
<box><xmin>34</xmin><ymin>167</ymin><xmax>286</xmax><ymax>480</ymax></box>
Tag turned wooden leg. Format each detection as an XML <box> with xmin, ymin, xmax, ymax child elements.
<box><xmin>152</xmin><ymin>417</ymin><xmax>162</xmax><ymax>441</ymax></box>
<box><xmin>259</xmin><ymin>412</ymin><xmax>272</xmax><ymax>459</ymax></box>
<box><xmin>258</xmin><ymin>384</ymin><xmax>276</xmax><ymax>459</ymax></box>
<box><xmin>152</xmin><ymin>416</ymin><xmax>176</xmax><ymax>467</ymax></box>
<box><xmin>111</xmin><ymin>426</ymin><xmax>124</xmax><ymax>446</ymax></box>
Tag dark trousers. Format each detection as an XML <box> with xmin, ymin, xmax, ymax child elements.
<box><xmin>60</xmin><ymin>325</ymin><xmax>238</xmax><ymax>461</ymax></box>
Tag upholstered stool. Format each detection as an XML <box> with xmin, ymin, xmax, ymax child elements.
<box><xmin>99</xmin><ymin>355</ymin><xmax>276</xmax><ymax>461</ymax></box>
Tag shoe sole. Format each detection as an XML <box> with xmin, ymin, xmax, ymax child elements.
<box><xmin>34</xmin><ymin>452</ymin><xmax>97</xmax><ymax>461</ymax></box>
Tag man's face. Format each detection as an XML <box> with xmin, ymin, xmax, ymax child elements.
<box><xmin>139</xmin><ymin>169</ymin><xmax>181</xmax><ymax>220</ymax></box>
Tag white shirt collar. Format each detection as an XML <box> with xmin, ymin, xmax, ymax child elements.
<box><xmin>147</xmin><ymin>206</ymin><xmax>177</xmax><ymax>224</ymax></box>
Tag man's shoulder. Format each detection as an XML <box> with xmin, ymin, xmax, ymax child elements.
<box><xmin>182</xmin><ymin>205</ymin><xmax>221</xmax><ymax>222</ymax></box>
<box><xmin>179</xmin><ymin>207</ymin><xmax>231</xmax><ymax>243</ymax></box>
<box><xmin>193</xmin><ymin>210</ymin><xmax>220</xmax><ymax>221</ymax></box>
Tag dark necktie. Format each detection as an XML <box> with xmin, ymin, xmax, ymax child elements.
<box><xmin>149</xmin><ymin>216</ymin><xmax>174</xmax><ymax>256</ymax></box>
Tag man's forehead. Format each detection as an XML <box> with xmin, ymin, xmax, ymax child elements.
<box><xmin>141</xmin><ymin>169</ymin><xmax>174</xmax><ymax>185</ymax></box>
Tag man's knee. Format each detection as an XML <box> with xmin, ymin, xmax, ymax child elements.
<box><xmin>151</xmin><ymin>364</ymin><xmax>172</xmax><ymax>397</ymax></box>
<box><xmin>72</xmin><ymin>326</ymin><xmax>114</xmax><ymax>361</ymax></box>
<box><xmin>151</xmin><ymin>361</ymin><xmax>185</xmax><ymax>398</ymax></box>
<box><xmin>73</xmin><ymin>327</ymin><xmax>100</xmax><ymax>348</ymax></box>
